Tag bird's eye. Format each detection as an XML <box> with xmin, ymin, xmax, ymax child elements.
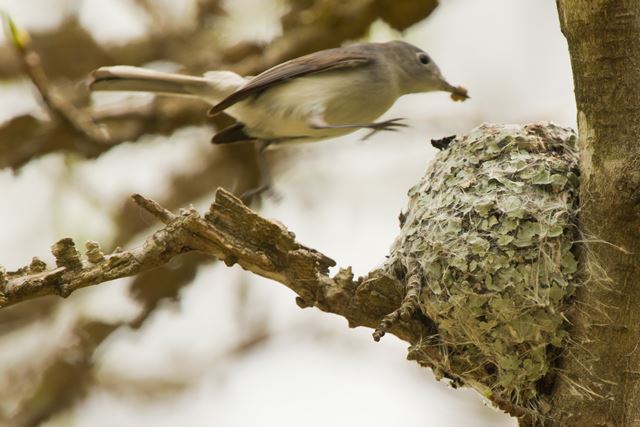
<box><xmin>418</xmin><ymin>53</ymin><xmax>431</xmax><ymax>65</ymax></box>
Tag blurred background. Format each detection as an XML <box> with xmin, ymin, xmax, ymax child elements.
<box><xmin>0</xmin><ymin>0</ymin><xmax>575</xmax><ymax>426</ymax></box>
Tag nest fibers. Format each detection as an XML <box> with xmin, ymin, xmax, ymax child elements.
<box><xmin>388</xmin><ymin>122</ymin><xmax>580</xmax><ymax>411</ymax></box>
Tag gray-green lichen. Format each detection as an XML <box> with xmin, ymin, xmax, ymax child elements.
<box><xmin>388</xmin><ymin>122</ymin><xmax>579</xmax><ymax>411</ymax></box>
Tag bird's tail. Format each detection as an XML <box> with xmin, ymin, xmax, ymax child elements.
<box><xmin>88</xmin><ymin>66</ymin><xmax>245</xmax><ymax>105</ymax></box>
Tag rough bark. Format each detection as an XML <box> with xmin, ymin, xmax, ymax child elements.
<box><xmin>0</xmin><ymin>189</ymin><xmax>434</xmax><ymax>350</ymax></box>
<box><xmin>545</xmin><ymin>2</ymin><xmax>640</xmax><ymax>426</ymax></box>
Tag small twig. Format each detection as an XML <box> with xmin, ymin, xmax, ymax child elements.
<box><xmin>2</xmin><ymin>14</ymin><xmax>111</xmax><ymax>146</ymax></box>
<box><xmin>131</xmin><ymin>193</ymin><xmax>177</xmax><ymax>223</ymax></box>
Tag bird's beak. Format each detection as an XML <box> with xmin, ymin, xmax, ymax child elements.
<box><xmin>441</xmin><ymin>80</ymin><xmax>470</xmax><ymax>102</ymax></box>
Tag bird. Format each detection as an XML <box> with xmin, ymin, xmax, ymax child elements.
<box><xmin>89</xmin><ymin>40</ymin><xmax>468</xmax><ymax>195</ymax></box>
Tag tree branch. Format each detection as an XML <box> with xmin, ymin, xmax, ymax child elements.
<box><xmin>0</xmin><ymin>188</ymin><xmax>434</xmax><ymax>347</ymax></box>
<box><xmin>3</xmin><ymin>15</ymin><xmax>111</xmax><ymax>144</ymax></box>
<box><xmin>0</xmin><ymin>97</ymin><xmax>213</xmax><ymax>170</ymax></box>
<box><xmin>0</xmin><ymin>15</ymin><xmax>222</xmax><ymax>169</ymax></box>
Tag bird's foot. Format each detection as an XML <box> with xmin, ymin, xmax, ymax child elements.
<box><xmin>362</xmin><ymin>118</ymin><xmax>408</xmax><ymax>140</ymax></box>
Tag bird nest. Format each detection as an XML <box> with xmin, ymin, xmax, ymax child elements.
<box><xmin>388</xmin><ymin>122</ymin><xmax>580</xmax><ymax>413</ymax></box>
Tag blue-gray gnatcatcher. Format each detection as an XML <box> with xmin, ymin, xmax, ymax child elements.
<box><xmin>90</xmin><ymin>41</ymin><xmax>468</xmax><ymax>146</ymax></box>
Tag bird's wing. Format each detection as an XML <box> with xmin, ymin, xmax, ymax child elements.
<box><xmin>208</xmin><ymin>50</ymin><xmax>372</xmax><ymax>115</ymax></box>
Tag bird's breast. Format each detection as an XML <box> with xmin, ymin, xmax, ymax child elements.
<box><xmin>227</xmin><ymin>70</ymin><xmax>399</xmax><ymax>141</ymax></box>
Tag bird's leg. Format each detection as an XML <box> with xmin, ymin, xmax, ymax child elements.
<box><xmin>240</xmin><ymin>140</ymin><xmax>273</xmax><ymax>202</ymax></box>
<box><xmin>359</xmin><ymin>118</ymin><xmax>409</xmax><ymax>140</ymax></box>
<box><xmin>309</xmin><ymin>115</ymin><xmax>408</xmax><ymax>140</ymax></box>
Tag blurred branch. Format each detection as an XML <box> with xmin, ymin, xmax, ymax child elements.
<box><xmin>7</xmin><ymin>320</ymin><xmax>116</xmax><ymax>427</ymax></box>
<box><xmin>0</xmin><ymin>97</ymin><xmax>211</xmax><ymax>170</ymax></box>
<box><xmin>0</xmin><ymin>0</ymin><xmax>436</xmax><ymax>81</ymax></box>
<box><xmin>0</xmin><ymin>188</ymin><xmax>435</xmax><ymax>348</ymax></box>
<box><xmin>0</xmin><ymin>13</ymin><xmax>220</xmax><ymax>170</ymax></box>
<box><xmin>233</xmin><ymin>0</ymin><xmax>439</xmax><ymax>75</ymax></box>
<box><xmin>128</xmin><ymin>252</ymin><xmax>213</xmax><ymax>329</ymax></box>
<box><xmin>2</xmin><ymin>252</ymin><xmax>213</xmax><ymax>426</ymax></box>
<box><xmin>0</xmin><ymin>0</ymin><xmax>438</xmax><ymax>170</ymax></box>
<box><xmin>97</xmin><ymin>324</ymin><xmax>271</xmax><ymax>398</ymax></box>
<box><xmin>0</xmin><ymin>296</ymin><xmax>58</xmax><ymax>335</ymax></box>
<box><xmin>0</xmin><ymin>0</ymin><xmax>225</xmax><ymax>81</ymax></box>
<box><xmin>3</xmin><ymin>15</ymin><xmax>111</xmax><ymax>145</ymax></box>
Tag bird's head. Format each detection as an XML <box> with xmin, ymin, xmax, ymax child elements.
<box><xmin>383</xmin><ymin>41</ymin><xmax>469</xmax><ymax>101</ymax></box>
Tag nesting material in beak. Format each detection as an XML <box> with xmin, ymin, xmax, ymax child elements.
<box><xmin>443</xmin><ymin>81</ymin><xmax>470</xmax><ymax>102</ymax></box>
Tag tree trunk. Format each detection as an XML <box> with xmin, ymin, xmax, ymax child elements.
<box><xmin>545</xmin><ymin>2</ymin><xmax>640</xmax><ymax>425</ymax></box>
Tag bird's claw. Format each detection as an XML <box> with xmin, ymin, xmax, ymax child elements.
<box><xmin>362</xmin><ymin>118</ymin><xmax>408</xmax><ymax>140</ymax></box>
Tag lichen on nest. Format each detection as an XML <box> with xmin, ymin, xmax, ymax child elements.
<box><xmin>387</xmin><ymin>122</ymin><xmax>580</xmax><ymax>413</ymax></box>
